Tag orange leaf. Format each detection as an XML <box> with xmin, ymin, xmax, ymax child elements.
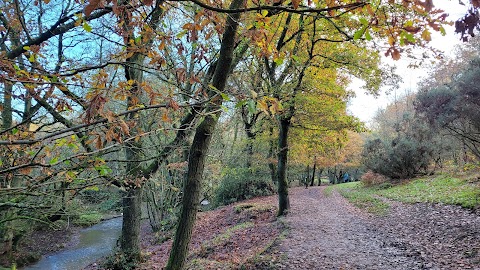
<box><xmin>119</xmin><ymin>120</ymin><xmax>130</xmax><ymax>135</ymax></box>
<box><xmin>168</xmin><ymin>99</ymin><xmax>180</xmax><ymax>110</ymax></box>
<box><xmin>162</xmin><ymin>112</ymin><xmax>170</xmax><ymax>122</ymax></box>
<box><xmin>292</xmin><ymin>0</ymin><xmax>300</xmax><ymax>9</ymax></box>
<box><xmin>96</xmin><ymin>136</ymin><xmax>103</xmax><ymax>149</ymax></box>
<box><xmin>85</xmin><ymin>0</ymin><xmax>103</xmax><ymax>17</ymax></box>
<box><xmin>392</xmin><ymin>48</ymin><xmax>401</xmax><ymax>60</ymax></box>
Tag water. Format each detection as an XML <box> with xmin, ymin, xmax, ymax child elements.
<box><xmin>23</xmin><ymin>217</ymin><xmax>122</xmax><ymax>270</ymax></box>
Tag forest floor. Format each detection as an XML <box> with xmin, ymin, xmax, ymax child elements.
<box><xmin>6</xmin><ymin>185</ymin><xmax>479</xmax><ymax>269</ymax></box>
<box><xmin>136</xmin><ymin>185</ymin><xmax>480</xmax><ymax>269</ymax></box>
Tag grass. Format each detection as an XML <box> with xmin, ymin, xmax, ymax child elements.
<box><xmin>329</xmin><ymin>174</ymin><xmax>480</xmax><ymax>214</ymax></box>
<box><xmin>210</xmin><ymin>222</ymin><xmax>254</xmax><ymax>245</ymax></box>
<box><xmin>377</xmin><ymin>174</ymin><xmax>480</xmax><ymax>208</ymax></box>
<box><xmin>325</xmin><ymin>182</ymin><xmax>390</xmax><ymax>215</ymax></box>
<box><xmin>233</xmin><ymin>202</ymin><xmax>274</xmax><ymax>214</ymax></box>
<box><xmin>73</xmin><ymin>212</ymin><xmax>103</xmax><ymax>227</ymax></box>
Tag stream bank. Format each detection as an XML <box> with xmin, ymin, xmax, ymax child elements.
<box><xmin>21</xmin><ymin>217</ymin><xmax>122</xmax><ymax>270</ymax></box>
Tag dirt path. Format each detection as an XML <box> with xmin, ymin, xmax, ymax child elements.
<box><xmin>273</xmin><ymin>186</ymin><xmax>480</xmax><ymax>270</ymax></box>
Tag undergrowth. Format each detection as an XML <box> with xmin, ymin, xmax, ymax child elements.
<box><xmin>328</xmin><ymin>174</ymin><xmax>480</xmax><ymax>214</ymax></box>
<box><xmin>377</xmin><ymin>174</ymin><xmax>480</xmax><ymax>208</ymax></box>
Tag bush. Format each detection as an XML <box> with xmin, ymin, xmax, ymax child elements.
<box><xmin>361</xmin><ymin>170</ymin><xmax>389</xmax><ymax>187</ymax></box>
<box><xmin>363</xmin><ymin>111</ymin><xmax>435</xmax><ymax>180</ymax></box>
<box><xmin>214</xmin><ymin>168</ymin><xmax>275</xmax><ymax>206</ymax></box>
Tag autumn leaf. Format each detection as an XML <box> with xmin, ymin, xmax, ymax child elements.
<box><xmin>421</xmin><ymin>29</ymin><xmax>432</xmax><ymax>41</ymax></box>
<box><xmin>162</xmin><ymin>112</ymin><xmax>170</xmax><ymax>122</ymax></box>
<box><xmin>96</xmin><ymin>136</ymin><xmax>103</xmax><ymax>149</ymax></box>
<box><xmin>84</xmin><ymin>0</ymin><xmax>103</xmax><ymax>17</ymax></box>
<box><xmin>392</xmin><ymin>48</ymin><xmax>401</xmax><ymax>60</ymax></box>
<box><xmin>143</xmin><ymin>0</ymin><xmax>154</xmax><ymax>6</ymax></box>
<box><xmin>292</xmin><ymin>0</ymin><xmax>300</xmax><ymax>9</ymax></box>
<box><xmin>168</xmin><ymin>99</ymin><xmax>180</xmax><ymax>110</ymax></box>
<box><xmin>119</xmin><ymin>120</ymin><xmax>130</xmax><ymax>135</ymax></box>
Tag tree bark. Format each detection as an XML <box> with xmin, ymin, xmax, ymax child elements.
<box><xmin>120</xmin><ymin>187</ymin><xmax>142</xmax><ymax>261</ymax></box>
<box><xmin>2</xmin><ymin>83</ymin><xmax>13</xmax><ymax>130</ymax></box>
<box><xmin>317</xmin><ymin>168</ymin><xmax>323</xmax><ymax>186</ymax></box>
<box><xmin>310</xmin><ymin>159</ymin><xmax>316</xmax><ymax>186</ymax></box>
<box><xmin>277</xmin><ymin>118</ymin><xmax>291</xmax><ymax>216</ymax></box>
<box><xmin>267</xmin><ymin>126</ymin><xmax>277</xmax><ymax>184</ymax></box>
<box><xmin>165</xmin><ymin>0</ymin><xmax>243</xmax><ymax>268</ymax></box>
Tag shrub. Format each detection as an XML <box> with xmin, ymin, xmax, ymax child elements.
<box><xmin>214</xmin><ymin>168</ymin><xmax>275</xmax><ymax>206</ymax></box>
<box><xmin>361</xmin><ymin>170</ymin><xmax>389</xmax><ymax>187</ymax></box>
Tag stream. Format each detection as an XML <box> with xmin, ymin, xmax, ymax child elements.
<box><xmin>22</xmin><ymin>217</ymin><xmax>122</xmax><ymax>270</ymax></box>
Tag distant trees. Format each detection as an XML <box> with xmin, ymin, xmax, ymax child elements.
<box><xmin>363</xmin><ymin>37</ymin><xmax>480</xmax><ymax>181</ymax></box>
<box><xmin>416</xmin><ymin>57</ymin><xmax>480</xmax><ymax>161</ymax></box>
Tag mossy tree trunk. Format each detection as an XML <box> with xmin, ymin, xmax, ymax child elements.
<box><xmin>277</xmin><ymin>117</ymin><xmax>291</xmax><ymax>216</ymax></box>
<box><xmin>165</xmin><ymin>0</ymin><xmax>243</xmax><ymax>268</ymax></box>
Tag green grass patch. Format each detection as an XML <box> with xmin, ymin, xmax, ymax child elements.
<box><xmin>330</xmin><ymin>182</ymin><xmax>390</xmax><ymax>215</ymax></box>
<box><xmin>211</xmin><ymin>222</ymin><xmax>254</xmax><ymax>245</ymax></box>
<box><xmin>330</xmin><ymin>174</ymin><xmax>480</xmax><ymax>212</ymax></box>
<box><xmin>377</xmin><ymin>175</ymin><xmax>480</xmax><ymax>209</ymax></box>
<box><xmin>234</xmin><ymin>203</ymin><xmax>274</xmax><ymax>214</ymax></box>
<box><xmin>73</xmin><ymin>212</ymin><xmax>103</xmax><ymax>227</ymax></box>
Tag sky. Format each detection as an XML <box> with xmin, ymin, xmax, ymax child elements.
<box><xmin>347</xmin><ymin>1</ymin><xmax>470</xmax><ymax>125</ymax></box>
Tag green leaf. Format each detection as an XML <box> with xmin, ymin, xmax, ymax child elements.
<box><xmin>12</xmin><ymin>128</ymin><xmax>18</xmax><ymax>135</ymax></box>
<box><xmin>247</xmin><ymin>100</ymin><xmax>256</xmax><ymax>114</ymax></box>
<box><xmin>220</xmin><ymin>92</ymin><xmax>230</xmax><ymax>101</ymax></box>
<box><xmin>49</xmin><ymin>157</ymin><xmax>58</xmax><ymax>165</ymax></box>
<box><xmin>28</xmin><ymin>54</ymin><xmax>36</xmax><ymax>63</ymax></box>
<box><xmin>95</xmin><ymin>164</ymin><xmax>112</xmax><ymax>176</ymax></box>
<box><xmin>353</xmin><ymin>26</ymin><xmax>367</xmax><ymax>40</ymax></box>
<box><xmin>83</xmin><ymin>22</ymin><xmax>92</xmax><ymax>32</ymax></box>
<box><xmin>365</xmin><ymin>29</ymin><xmax>372</xmax><ymax>41</ymax></box>
<box><xmin>440</xmin><ymin>26</ymin><xmax>446</xmax><ymax>36</ymax></box>
<box><xmin>23</xmin><ymin>46</ymin><xmax>30</xmax><ymax>51</ymax></box>
<box><xmin>274</xmin><ymin>57</ymin><xmax>284</xmax><ymax>66</ymax></box>
<box><xmin>176</xmin><ymin>30</ymin><xmax>188</xmax><ymax>39</ymax></box>
<box><xmin>235</xmin><ymin>100</ymin><xmax>247</xmax><ymax>108</ymax></box>
<box><xmin>0</xmin><ymin>159</ymin><xmax>3</xmax><ymax>166</ymax></box>
<box><xmin>405</xmin><ymin>33</ymin><xmax>415</xmax><ymax>43</ymax></box>
<box><xmin>64</xmin><ymin>160</ymin><xmax>71</xmax><ymax>166</ymax></box>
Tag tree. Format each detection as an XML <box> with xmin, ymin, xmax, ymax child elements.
<box><xmin>0</xmin><ymin>0</ymin><xmax>452</xmax><ymax>267</ymax></box>
<box><xmin>416</xmin><ymin>57</ymin><xmax>480</xmax><ymax>160</ymax></box>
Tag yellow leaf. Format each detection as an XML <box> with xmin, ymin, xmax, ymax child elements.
<box><xmin>421</xmin><ymin>29</ymin><xmax>431</xmax><ymax>41</ymax></box>
<box><xmin>258</xmin><ymin>99</ymin><xmax>269</xmax><ymax>114</ymax></box>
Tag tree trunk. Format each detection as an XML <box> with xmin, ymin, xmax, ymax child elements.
<box><xmin>317</xmin><ymin>168</ymin><xmax>323</xmax><ymax>186</ymax></box>
<box><xmin>121</xmin><ymin>187</ymin><xmax>142</xmax><ymax>261</ymax></box>
<box><xmin>165</xmin><ymin>0</ymin><xmax>243</xmax><ymax>268</ymax></box>
<box><xmin>310</xmin><ymin>159</ymin><xmax>316</xmax><ymax>186</ymax></box>
<box><xmin>277</xmin><ymin>118</ymin><xmax>291</xmax><ymax>216</ymax></box>
<box><xmin>2</xmin><ymin>83</ymin><xmax>13</xmax><ymax>130</ymax></box>
<box><xmin>267</xmin><ymin>126</ymin><xmax>277</xmax><ymax>184</ymax></box>
<box><xmin>305</xmin><ymin>165</ymin><xmax>310</xmax><ymax>188</ymax></box>
<box><xmin>245</xmin><ymin>123</ymin><xmax>255</xmax><ymax>169</ymax></box>
<box><xmin>165</xmin><ymin>114</ymin><xmax>218</xmax><ymax>270</ymax></box>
